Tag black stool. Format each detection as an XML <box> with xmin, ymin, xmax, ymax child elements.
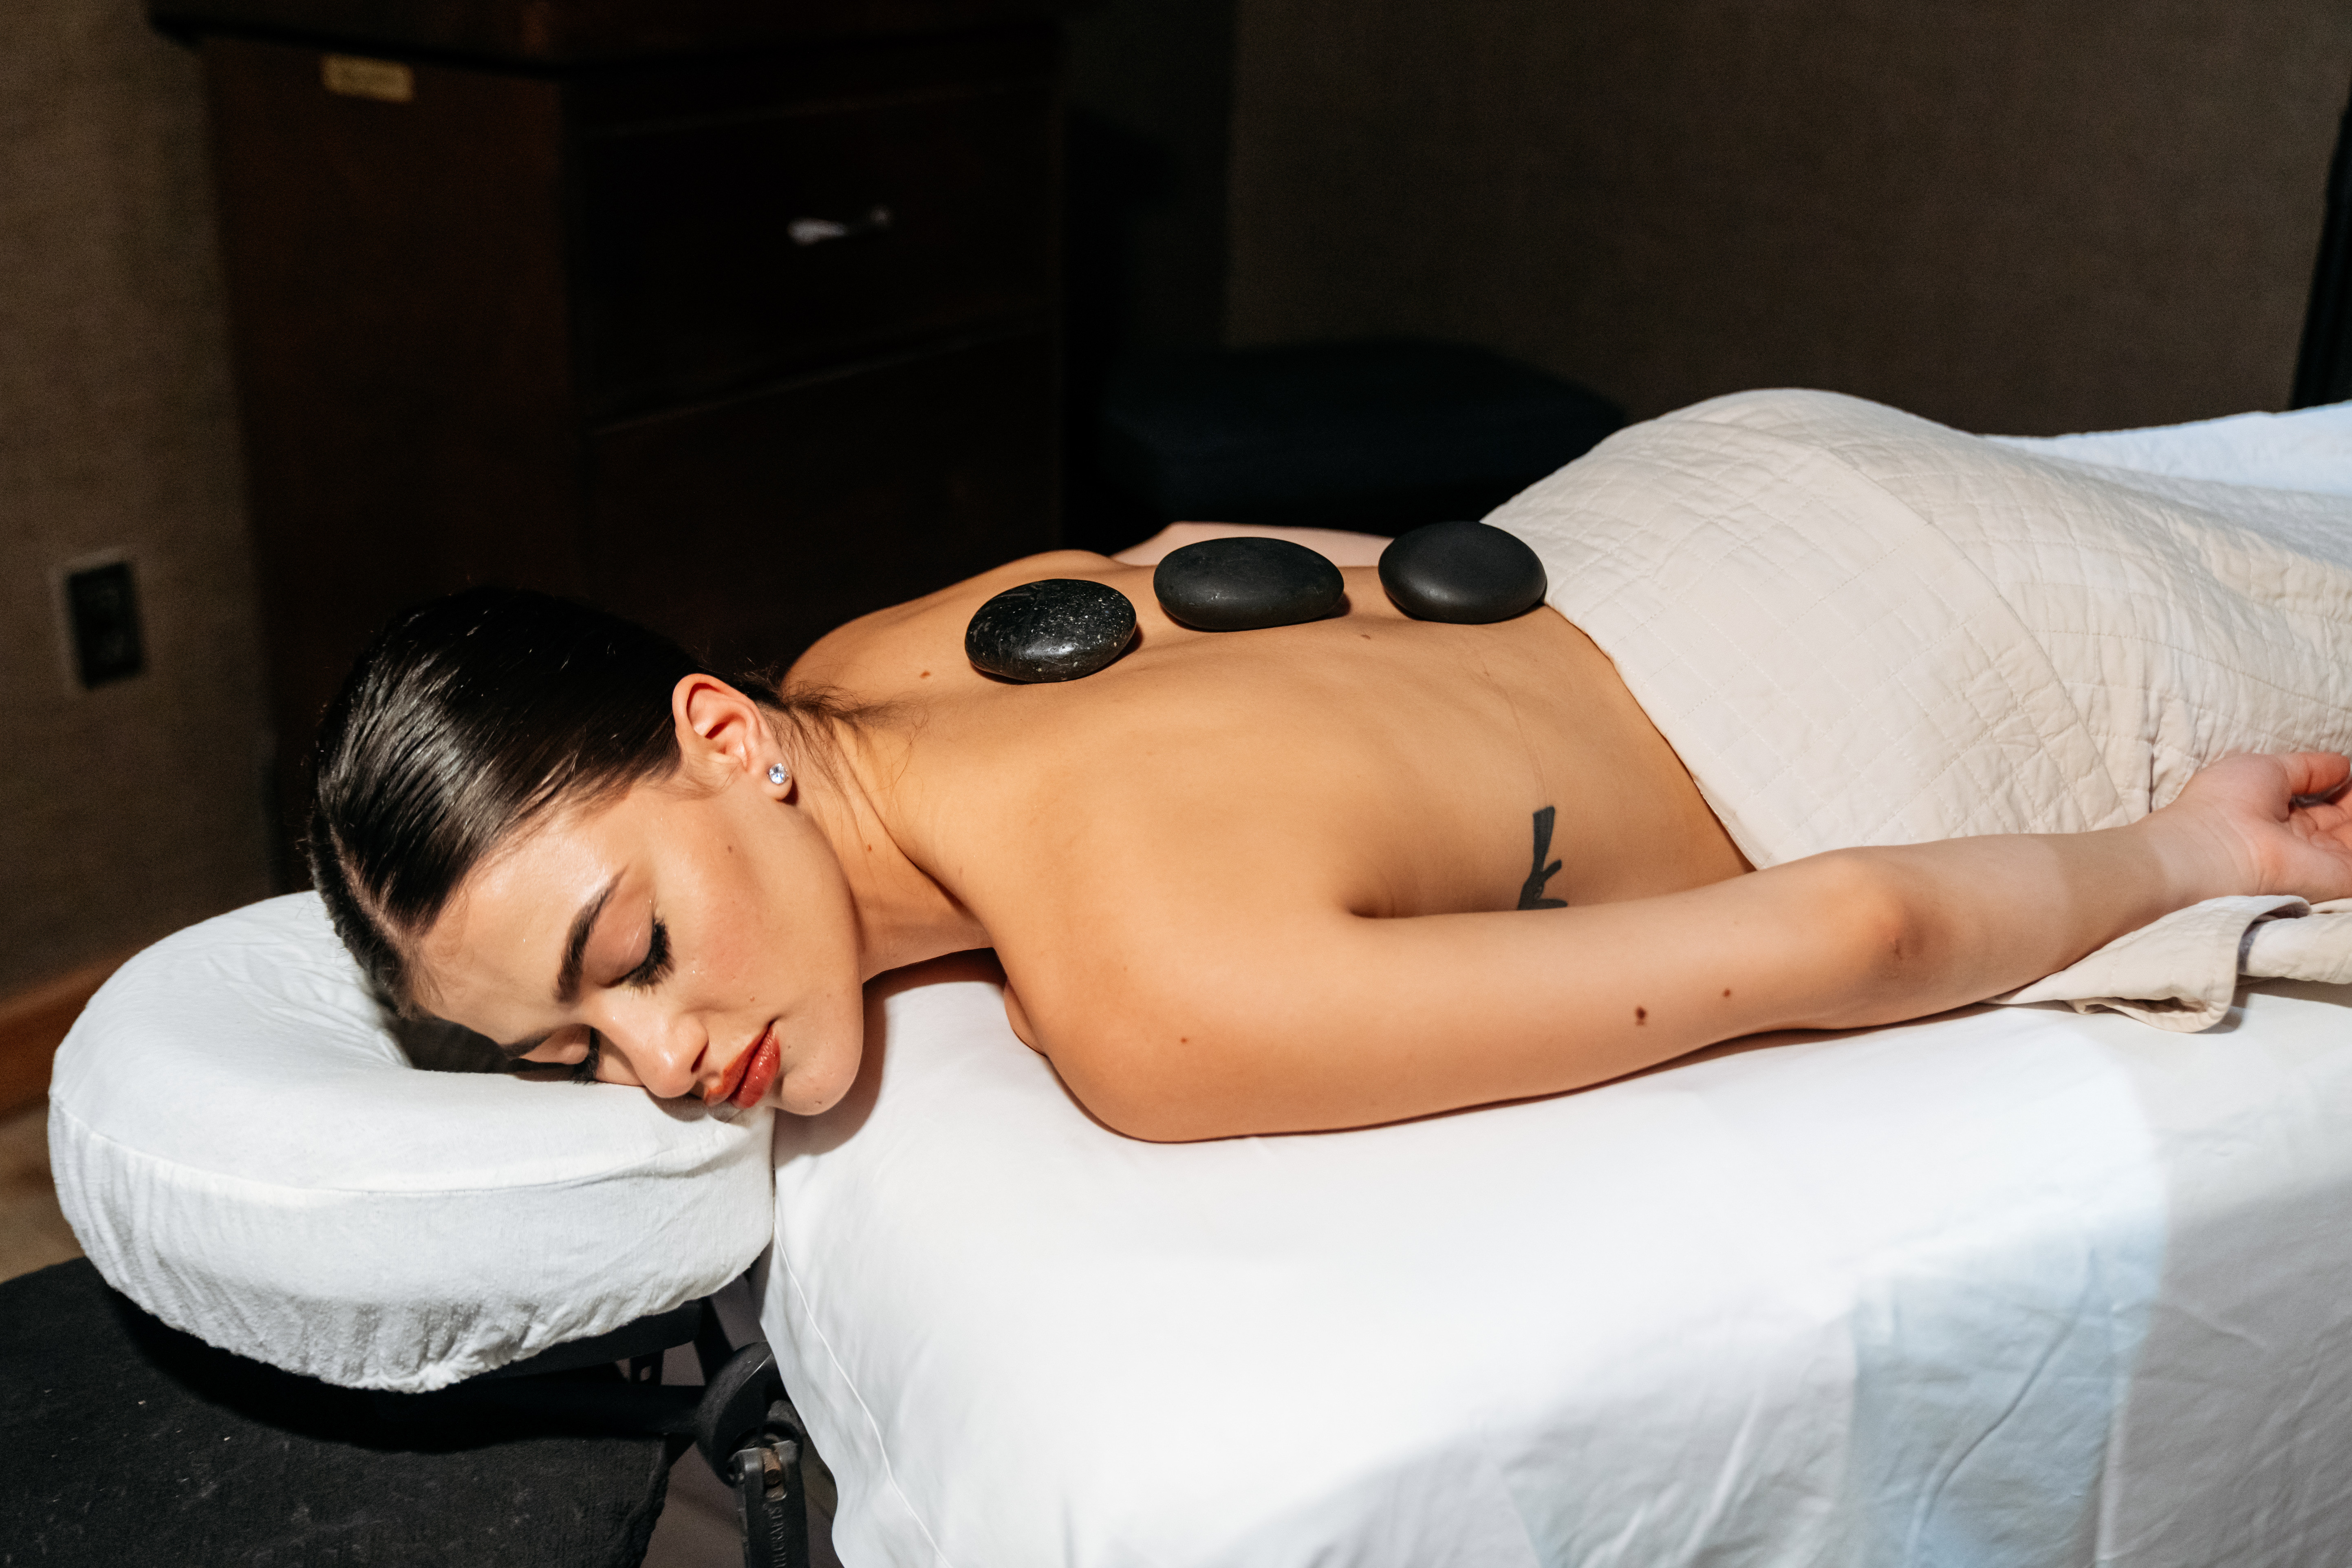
<box><xmin>1096</xmin><ymin>337</ymin><xmax>1623</xmax><ymax>536</ymax></box>
<box><xmin>0</xmin><ymin>1259</ymin><xmax>813</xmax><ymax>1568</ymax></box>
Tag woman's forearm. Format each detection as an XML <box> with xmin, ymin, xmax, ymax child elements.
<box><xmin>1809</xmin><ymin>813</ymin><xmax>2238</xmax><ymax>1030</ymax></box>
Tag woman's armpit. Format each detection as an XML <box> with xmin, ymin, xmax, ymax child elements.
<box><xmin>1000</xmin><ymin>982</ymin><xmax>1046</xmax><ymax>1053</ymax></box>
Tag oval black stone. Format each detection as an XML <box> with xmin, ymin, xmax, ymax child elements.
<box><xmin>965</xmin><ymin>578</ymin><xmax>1138</xmax><ymax>682</ymax></box>
<box><xmin>1378</xmin><ymin>521</ymin><xmax>1548</xmax><ymax>624</ymax></box>
<box><xmin>1152</xmin><ymin>536</ymin><xmax>1346</xmax><ymax>632</ymax></box>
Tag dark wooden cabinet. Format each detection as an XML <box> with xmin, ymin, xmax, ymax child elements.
<box><xmin>172</xmin><ymin>5</ymin><xmax>1071</xmax><ymax>863</ymax></box>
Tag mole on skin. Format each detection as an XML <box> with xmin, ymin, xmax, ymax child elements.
<box><xmin>1635</xmin><ymin>1006</ymin><xmax>1648</xmax><ymax>1024</ymax></box>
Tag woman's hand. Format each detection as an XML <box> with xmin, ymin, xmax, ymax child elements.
<box><xmin>2146</xmin><ymin>752</ymin><xmax>2352</xmax><ymax>904</ymax></box>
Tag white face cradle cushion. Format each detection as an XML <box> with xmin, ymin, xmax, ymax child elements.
<box><xmin>48</xmin><ymin>894</ymin><xmax>774</xmax><ymax>1394</ymax></box>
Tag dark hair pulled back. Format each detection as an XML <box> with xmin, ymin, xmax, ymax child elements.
<box><xmin>308</xmin><ymin>586</ymin><xmax>815</xmax><ymax>1008</ymax></box>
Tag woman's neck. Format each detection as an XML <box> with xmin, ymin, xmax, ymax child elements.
<box><xmin>784</xmin><ymin>708</ymin><xmax>988</xmax><ymax>980</ymax></box>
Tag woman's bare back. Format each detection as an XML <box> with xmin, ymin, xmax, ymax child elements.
<box><xmin>791</xmin><ymin>549</ymin><xmax>1750</xmax><ymax>929</ymax></box>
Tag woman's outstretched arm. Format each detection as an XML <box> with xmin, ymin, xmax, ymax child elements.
<box><xmin>1022</xmin><ymin>752</ymin><xmax>2352</xmax><ymax>1141</ymax></box>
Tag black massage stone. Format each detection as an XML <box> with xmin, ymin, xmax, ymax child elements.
<box><xmin>965</xmin><ymin>578</ymin><xmax>1138</xmax><ymax>682</ymax></box>
<box><xmin>1153</xmin><ymin>536</ymin><xmax>1346</xmax><ymax>631</ymax></box>
<box><xmin>1378</xmin><ymin>520</ymin><xmax>1548</xmax><ymax>623</ymax></box>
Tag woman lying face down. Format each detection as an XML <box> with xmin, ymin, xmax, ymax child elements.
<box><xmin>311</xmin><ymin>529</ymin><xmax>2352</xmax><ymax>1142</ymax></box>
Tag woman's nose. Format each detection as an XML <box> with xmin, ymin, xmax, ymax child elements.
<box><xmin>599</xmin><ymin>1005</ymin><xmax>707</xmax><ymax>1099</ymax></box>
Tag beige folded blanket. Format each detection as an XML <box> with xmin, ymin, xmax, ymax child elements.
<box><xmin>1489</xmin><ymin>390</ymin><xmax>2352</xmax><ymax>1030</ymax></box>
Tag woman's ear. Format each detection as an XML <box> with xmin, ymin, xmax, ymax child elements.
<box><xmin>671</xmin><ymin>674</ymin><xmax>774</xmax><ymax>786</ymax></box>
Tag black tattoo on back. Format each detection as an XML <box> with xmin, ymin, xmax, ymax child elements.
<box><xmin>1519</xmin><ymin>806</ymin><xmax>1567</xmax><ymax>911</ymax></box>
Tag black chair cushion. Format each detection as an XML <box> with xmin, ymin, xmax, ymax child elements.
<box><xmin>0</xmin><ymin>1259</ymin><xmax>672</xmax><ymax>1568</ymax></box>
<box><xmin>1098</xmin><ymin>337</ymin><xmax>1624</xmax><ymax>531</ymax></box>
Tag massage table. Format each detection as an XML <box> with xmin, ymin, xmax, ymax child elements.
<box><xmin>26</xmin><ymin>390</ymin><xmax>2352</xmax><ymax>1567</ymax></box>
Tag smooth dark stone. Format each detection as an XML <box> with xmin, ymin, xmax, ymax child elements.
<box><xmin>965</xmin><ymin>578</ymin><xmax>1137</xmax><ymax>682</ymax></box>
<box><xmin>1152</xmin><ymin>536</ymin><xmax>1346</xmax><ymax>631</ymax></box>
<box><xmin>1378</xmin><ymin>520</ymin><xmax>1548</xmax><ymax>623</ymax></box>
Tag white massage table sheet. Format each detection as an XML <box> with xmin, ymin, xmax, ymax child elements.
<box><xmin>765</xmin><ymin>967</ymin><xmax>2352</xmax><ymax>1568</ymax></box>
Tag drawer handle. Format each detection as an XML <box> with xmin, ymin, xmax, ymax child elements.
<box><xmin>788</xmin><ymin>206</ymin><xmax>893</xmax><ymax>247</ymax></box>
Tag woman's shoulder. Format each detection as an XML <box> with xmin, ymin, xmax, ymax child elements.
<box><xmin>788</xmin><ymin>528</ymin><xmax>1395</xmax><ymax>697</ymax></box>
<box><xmin>787</xmin><ymin>549</ymin><xmax>1123</xmax><ymax>696</ymax></box>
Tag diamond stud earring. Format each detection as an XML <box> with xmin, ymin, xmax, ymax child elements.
<box><xmin>767</xmin><ymin>763</ymin><xmax>789</xmax><ymax>787</ymax></box>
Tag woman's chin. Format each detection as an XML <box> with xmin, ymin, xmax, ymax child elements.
<box><xmin>774</xmin><ymin>1050</ymin><xmax>860</xmax><ymax>1116</ymax></box>
<box><xmin>775</xmin><ymin>1081</ymin><xmax>842</xmax><ymax>1117</ymax></box>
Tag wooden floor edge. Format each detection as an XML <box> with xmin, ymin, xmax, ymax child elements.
<box><xmin>0</xmin><ymin>953</ymin><xmax>136</xmax><ymax>1118</ymax></box>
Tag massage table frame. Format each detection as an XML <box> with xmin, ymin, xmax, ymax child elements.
<box><xmin>462</xmin><ymin>1293</ymin><xmax>820</xmax><ymax>1568</ymax></box>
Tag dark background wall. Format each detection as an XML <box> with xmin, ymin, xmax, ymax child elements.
<box><xmin>1065</xmin><ymin>0</ymin><xmax>1237</xmax><ymax>357</ymax></box>
<box><xmin>4</xmin><ymin>0</ymin><xmax>2351</xmax><ymax>995</ymax></box>
<box><xmin>1061</xmin><ymin>0</ymin><xmax>1237</xmax><ymax>544</ymax></box>
<box><xmin>0</xmin><ymin>0</ymin><xmax>267</xmax><ymax>999</ymax></box>
<box><xmin>1225</xmin><ymin>0</ymin><xmax>2352</xmax><ymax>432</ymax></box>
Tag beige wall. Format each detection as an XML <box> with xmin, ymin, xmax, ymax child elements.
<box><xmin>1227</xmin><ymin>0</ymin><xmax>2352</xmax><ymax>433</ymax></box>
<box><xmin>0</xmin><ymin>0</ymin><xmax>269</xmax><ymax>997</ymax></box>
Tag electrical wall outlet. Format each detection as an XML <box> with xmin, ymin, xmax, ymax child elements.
<box><xmin>63</xmin><ymin>558</ymin><xmax>144</xmax><ymax>689</ymax></box>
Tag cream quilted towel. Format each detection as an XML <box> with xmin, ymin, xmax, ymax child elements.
<box><xmin>1488</xmin><ymin>389</ymin><xmax>2352</xmax><ymax>1030</ymax></box>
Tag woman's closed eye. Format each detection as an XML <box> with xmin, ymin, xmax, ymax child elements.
<box><xmin>621</xmin><ymin>918</ymin><xmax>671</xmax><ymax>990</ymax></box>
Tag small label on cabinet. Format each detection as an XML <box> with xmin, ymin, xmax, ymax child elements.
<box><xmin>322</xmin><ymin>55</ymin><xmax>414</xmax><ymax>104</ymax></box>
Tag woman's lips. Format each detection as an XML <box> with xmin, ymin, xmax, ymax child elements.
<box><xmin>724</xmin><ymin>1027</ymin><xmax>781</xmax><ymax>1110</ymax></box>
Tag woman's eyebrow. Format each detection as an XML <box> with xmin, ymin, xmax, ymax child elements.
<box><xmin>553</xmin><ymin>876</ymin><xmax>621</xmax><ymax>1005</ymax></box>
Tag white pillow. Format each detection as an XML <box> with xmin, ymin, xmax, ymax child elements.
<box><xmin>47</xmin><ymin>893</ymin><xmax>774</xmax><ymax>1393</ymax></box>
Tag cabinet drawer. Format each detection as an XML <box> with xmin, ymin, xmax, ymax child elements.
<box><xmin>578</xmin><ymin>84</ymin><xmax>1056</xmax><ymax>417</ymax></box>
